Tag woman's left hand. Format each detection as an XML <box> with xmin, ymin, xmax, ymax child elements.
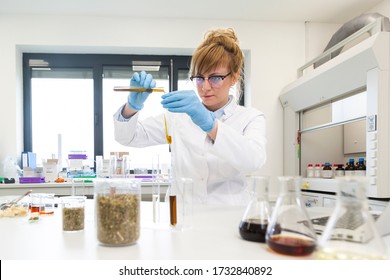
<box><xmin>161</xmin><ymin>90</ymin><xmax>215</xmax><ymax>132</ymax></box>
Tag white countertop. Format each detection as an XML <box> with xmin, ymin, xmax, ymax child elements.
<box><xmin>0</xmin><ymin>182</ymin><xmax>169</xmax><ymax>199</ymax></box>
<box><xmin>0</xmin><ymin>200</ymin><xmax>389</xmax><ymax>260</ymax></box>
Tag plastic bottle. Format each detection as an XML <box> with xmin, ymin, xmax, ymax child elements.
<box><xmin>314</xmin><ymin>164</ymin><xmax>321</xmax><ymax>178</ymax></box>
<box><xmin>344</xmin><ymin>158</ymin><xmax>356</xmax><ymax>176</ymax></box>
<box><xmin>355</xmin><ymin>158</ymin><xmax>366</xmax><ymax>176</ymax></box>
<box><xmin>322</xmin><ymin>162</ymin><xmax>333</xmax><ymax>179</ymax></box>
<box><xmin>306</xmin><ymin>164</ymin><xmax>314</xmax><ymax>178</ymax></box>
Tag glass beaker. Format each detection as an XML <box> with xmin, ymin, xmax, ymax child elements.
<box><xmin>39</xmin><ymin>193</ymin><xmax>55</xmax><ymax>215</ymax></box>
<box><xmin>239</xmin><ymin>176</ymin><xmax>271</xmax><ymax>243</ymax></box>
<box><xmin>94</xmin><ymin>178</ymin><xmax>141</xmax><ymax>246</ymax></box>
<box><xmin>29</xmin><ymin>193</ymin><xmax>43</xmax><ymax>221</ymax></box>
<box><xmin>266</xmin><ymin>176</ymin><xmax>317</xmax><ymax>256</ymax></box>
<box><xmin>62</xmin><ymin>195</ymin><xmax>86</xmax><ymax>231</ymax></box>
<box><xmin>165</xmin><ymin>177</ymin><xmax>194</xmax><ymax>230</ymax></box>
<box><xmin>315</xmin><ymin>176</ymin><xmax>389</xmax><ymax>260</ymax></box>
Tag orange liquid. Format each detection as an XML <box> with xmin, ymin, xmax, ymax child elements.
<box><xmin>30</xmin><ymin>206</ymin><xmax>40</xmax><ymax>213</ymax></box>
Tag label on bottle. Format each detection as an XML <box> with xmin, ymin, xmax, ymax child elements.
<box><xmin>334</xmin><ymin>170</ymin><xmax>345</xmax><ymax>177</ymax></box>
<box><xmin>354</xmin><ymin>170</ymin><xmax>366</xmax><ymax>176</ymax></box>
<box><xmin>322</xmin><ymin>170</ymin><xmax>333</xmax><ymax>179</ymax></box>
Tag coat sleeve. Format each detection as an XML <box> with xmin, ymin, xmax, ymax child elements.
<box><xmin>206</xmin><ymin>110</ymin><xmax>266</xmax><ymax>174</ymax></box>
<box><xmin>113</xmin><ymin>107</ymin><xmax>166</xmax><ymax>147</ymax></box>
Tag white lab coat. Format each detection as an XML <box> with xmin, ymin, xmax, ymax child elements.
<box><xmin>113</xmin><ymin>96</ymin><xmax>266</xmax><ymax>205</ymax></box>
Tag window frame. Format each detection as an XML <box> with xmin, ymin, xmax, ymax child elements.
<box><xmin>23</xmin><ymin>53</ymin><xmax>191</xmax><ymax>167</ymax></box>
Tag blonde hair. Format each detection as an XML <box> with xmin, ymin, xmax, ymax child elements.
<box><xmin>190</xmin><ymin>28</ymin><xmax>244</xmax><ymax>95</ymax></box>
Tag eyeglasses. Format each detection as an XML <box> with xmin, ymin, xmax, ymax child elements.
<box><xmin>190</xmin><ymin>72</ymin><xmax>231</xmax><ymax>89</ymax></box>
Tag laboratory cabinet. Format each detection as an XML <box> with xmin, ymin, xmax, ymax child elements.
<box><xmin>343</xmin><ymin>120</ymin><xmax>366</xmax><ymax>154</ymax></box>
<box><xmin>280</xmin><ymin>16</ymin><xmax>390</xmax><ymax>199</ymax></box>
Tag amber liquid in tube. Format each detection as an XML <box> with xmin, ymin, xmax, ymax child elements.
<box><xmin>169</xmin><ymin>195</ymin><xmax>177</xmax><ymax>226</ymax></box>
<box><xmin>113</xmin><ymin>87</ymin><xmax>165</xmax><ymax>93</ymax></box>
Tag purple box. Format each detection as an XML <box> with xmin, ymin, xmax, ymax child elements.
<box><xmin>68</xmin><ymin>154</ymin><xmax>87</xmax><ymax>160</ymax></box>
<box><xmin>19</xmin><ymin>177</ymin><xmax>45</xmax><ymax>184</ymax></box>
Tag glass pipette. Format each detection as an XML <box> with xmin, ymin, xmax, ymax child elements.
<box><xmin>113</xmin><ymin>86</ymin><xmax>165</xmax><ymax>93</ymax></box>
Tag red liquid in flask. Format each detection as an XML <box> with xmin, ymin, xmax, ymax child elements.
<box><xmin>267</xmin><ymin>236</ymin><xmax>316</xmax><ymax>256</ymax></box>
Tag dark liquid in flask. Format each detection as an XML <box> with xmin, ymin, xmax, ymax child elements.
<box><xmin>239</xmin><ymin>219</ymin><xmax>267</xmax><ymax>243</ymax></box>
<box><xmin>267</xmin><ymin>236</ymin><xmax>316</xmax><ymax>256</ymax></box>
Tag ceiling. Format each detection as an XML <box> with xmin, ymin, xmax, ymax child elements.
<box><xmin>0</xmin><ymin>0</ymin><xmax>385</xmax><ymax>24</ymax></box>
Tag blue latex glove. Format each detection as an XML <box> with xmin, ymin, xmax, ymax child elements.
<box><xmin>161</xmin><ymin>90</ymin><xmax>215</xmax><ymax>132</ymax></box>
<box><xmin>127</xmin><ymin>71</ymin><xmax>156</xmax><ymax>110</ymax></box>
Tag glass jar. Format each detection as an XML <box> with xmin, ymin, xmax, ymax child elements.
<box><xmin>62</xmin><ymin>196</ymin><xmax>86</xmax><ymax>231</ymax></box>
<box><xmin>94</xmin><ymin>178</ymin><xmax>141</xmax><ymax>246</ymax></box>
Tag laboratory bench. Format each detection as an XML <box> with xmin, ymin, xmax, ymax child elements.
<box><xmin>1</xmin><ymin>199</ymin><xmax>390</xmax><ymax>260</ymax></box>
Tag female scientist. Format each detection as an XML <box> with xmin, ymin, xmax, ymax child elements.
<box><xmin>113</xmin><ymin>28</ymin><xmax>266</xmax><ymax>205</ymax></box>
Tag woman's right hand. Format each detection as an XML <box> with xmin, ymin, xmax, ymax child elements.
<box><xmin>127</xmin><ymin>71</ymin><xmax>156</xmax><ymax>110</ymax></box>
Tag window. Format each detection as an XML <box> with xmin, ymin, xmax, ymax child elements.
<box><xmin>23</xmin><ymin>54</ymin><xmax>191</xmax><ymax>171</ymax></box>
<box><xmin>31</xmin><ymin>68</ymin><xmax>94</xmax><ymax>168</ymax></box>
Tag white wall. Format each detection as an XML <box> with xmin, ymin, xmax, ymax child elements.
<box><xmin>0</xmin><ymin>15</ymin><xmax>305</xmax><ymax>188</ymax></box>
<box><xmin>2</xmin><ymin>4</ymin><xmax>387</xmax><ymax>193</ymax></box>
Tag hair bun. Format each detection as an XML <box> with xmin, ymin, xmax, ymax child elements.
<box><xmin>204</xmin><ymin>28</ymin><xmax>239</xmax><ymax>45</ymax></box>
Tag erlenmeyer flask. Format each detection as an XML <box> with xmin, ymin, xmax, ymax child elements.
<box><xmin>315</xmin><ymin>176</ymin><xmax>389</xmax><ymax>260</ymax></box>
<box><xmin>266</xmin><ymin>176</ymin><xmax>317</xmax><ymax>256</ymax></box>
<box><xmin>239</xmin><ymin>176</ymin><xmax>271</xmax><ymax>243</ymax></box>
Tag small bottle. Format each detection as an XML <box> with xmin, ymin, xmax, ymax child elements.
<box><xmin>355</xmin><ymin>158</ymin><xmax>366</xmax><ymax>176</ymax></box>
<box><xmin>306</xmin><ymin>164</ymin><xmax>314</xmax><ymax>178</ymax></box>
<box><xmin>322</xmin><ymin>162</ymin><xmax>333</xmax><ymax>179</ymax></box>
<box><xmin>345</xmin><ymin>158</ymin><xmax>356</xmax><ymax>176</ymax></box>
<box><xmin>58</xmin><ymin>168</ymin><xmax>68</xmax><ymax>180</ymax></box>
<box><xmin>334</xmin><ymin>164</ymin><xmax>345</xmax><ymax>177</ymax></box>
<box><xmin>266</xmin><ymin>176</ymin><xmax>317</xmax><ymax>256</ymax></box>
<box><xmin>314</xmin><ymin>164</ymin><xmax>321</xmax><ymax>178</ymax></box>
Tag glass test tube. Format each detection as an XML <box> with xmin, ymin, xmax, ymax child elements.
<box><xmin>152</xmin><ymin>155</ymin><xmax>161</xmax><ymax>223</ymax></box>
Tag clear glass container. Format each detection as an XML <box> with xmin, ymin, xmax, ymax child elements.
<box><xmin>29</xmin><ymin>193</ymin><xmax>43</xmax><ymax>221</ymax></box>
<box><xmin>315</xmin><ymin>176</ymin><xmax>389</xmax><ymax>260</ymax></box>
<box><xmin>62</xmin><ymin>196</ymin><xmax>86</xmax><ymax>231</ymax></box>
<box><xmin>266</xmin><ymin>176</ymin><xmax>317</xmax><ymax>256</ymax></box>
<box><xmin>239</xmin><ymin>176</ymin><xmax>271</xmax><ymax>243</ymax></box>
<box><xmin>0</xmin><ymin>195</ymin><xmax>29</xmax><ymax>218</ymax></box>
<box><xmin>165</xmin><ymin>177</ymin><xmax>194</xmax><ymax>230</ymax></box>
<box><xmin>94</xmin><ymin>178</ymin><xmax>141</xmax><ymax>246</ymax></box>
